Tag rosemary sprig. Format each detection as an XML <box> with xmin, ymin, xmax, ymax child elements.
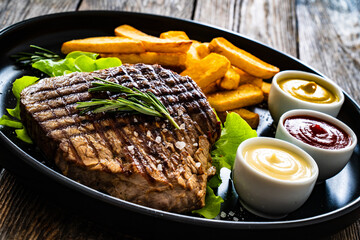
<box><xmin>11</xmin><ymin>45</ymin><xmax>61</xmax><ymax>66</ymax></box>
<box><xmin>77</xmin><ymin>77</ymin><xmax>180</xmax><ymax>129</ymax></box>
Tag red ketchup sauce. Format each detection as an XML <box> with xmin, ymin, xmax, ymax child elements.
<box><xmin>283</xmin><ymin>115</ymin><xmax>351</xmax><ymax>150</ymax></box>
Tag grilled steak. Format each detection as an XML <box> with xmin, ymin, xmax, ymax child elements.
<box><xmin>20</xmin><ymin>63</ymin><xmax>220</xmax><ymax>213</ymax></box>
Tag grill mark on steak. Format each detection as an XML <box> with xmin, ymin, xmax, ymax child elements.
<box><xmin>20</xmin><ymin>64</ymin><xmax>220</xmax><ymax>213</ymax></box>
<box><xmin>29</xmin><ymin>88</ymin><xmax>207</xmax><ymax>133</ymax></box>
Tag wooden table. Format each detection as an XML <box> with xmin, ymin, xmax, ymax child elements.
<box><xmin>0</xmin><ymin>0</ymin><xmax>359</xmax><ymax>239</ymax></box>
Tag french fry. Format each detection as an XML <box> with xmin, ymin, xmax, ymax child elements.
<box><xmin>261</xmin><ymin>81</ymin><xmax>272</xmax><ymax>101</ymax></box>
<box><xmin>195</xmin><ymin>42</ymin><xmax>210</xmax><ymax>59</ymax></box>
<box><xmin>251</xmin><ymin>78</ymin><xmax>263</xmax><ymax>88</ymax></box>
<box><xmin>233</xmin><ymin>67</ymin><xmax>257</xmax><ymax>83</ymax></box>
<box><xmin>232</xmin><ymin>66</ymin><xmax>263</xmax><ymax>88</ymax></box>
<box><xmin>160</xmin><ymin>32</ymin><xmax>201</xmax><ymax>68</ymax></box>
<box><xmin>209</xmin><ymin>37</ymin><xmax>279</xmax><ymax>79</ymax></box>
<box><xmin>114</xmin><ymin>25</ymin><xmax>192</xmax><ymax>53</ymax></box>
<box><xmin>180</xmin><ymin>53</ymin><xmax>230</xmax><ymax>89</ymax></box>
<box><xmin>217</xmin><ymin>108</ymin><xmax>259</xmax><ymax>128</ymax></box>
<box><xmin>202</xmin><ymin>80</ymin><xmax>218</xmax><ymax>94</ymax></box>
<box><xmin>219</xmin><ymin>66</ymin><xmax>241</xmax><ymax>90</ymax></box>
<box><xmin>207</xmin><ymin>83</ymin><xmax>264</xmax><ymax>111</ymax></box>
<box><xmin>159</xmin><ymin>31</ymin><xmax>190</xmax><ymax>40</ymax></box>
<box><xmin>184</xmin><ymin>46</ymin><xmax>201</xmax><ymax>68</ymax></box>
<box><xmin>61</xmin><ymin>37</ymin><xmax>146</xmax><ymax>54</ymax></box>
<box><xmin>100</xmin><ymin>52</ymin><xmax>187</xmax><ymax>68</ymax></box>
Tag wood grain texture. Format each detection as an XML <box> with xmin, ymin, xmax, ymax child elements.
<box><xmin>194</xmin><ymin>0</ymin><xmax>297</xmax><ymax>57</ymax></box>
<box><xmin>0</xmin><ymin>0</ymin><xmax>80</xmax><ymax>28</ymax></box>
<box><xmin>297</xmin><ymin>0</ymin><xmax>360</xmax><ymax>103</ymax></box>
<box><xmin>238</xmin><ymin>0</ymin><xmax>297</xmax><ymax>57</ymax></box>
<box><xmin>0</xmin><ymin>170</ymin><xmax>140</xmax><ymax>239</ymax></box>
<box><xmin>79</xmin><ymin>0</ymin><xmax>195</xmax><ymax>19</ymax></box>
<box><xmin>194</xmin><ymin>0</ymin><xmax>239</xmax><ymax>30</ymax></box>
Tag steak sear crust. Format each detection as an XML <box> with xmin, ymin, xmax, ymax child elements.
<box><xmin>20</xmin><ymin>64</ymin><xmax>221</xmax><ymax>213</ymax></box>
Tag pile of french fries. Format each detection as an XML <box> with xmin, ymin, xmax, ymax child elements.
<box><xmin>61</xmin><ymin>25</ymin><xmax>279</xmax><ymax>128</ymax></box>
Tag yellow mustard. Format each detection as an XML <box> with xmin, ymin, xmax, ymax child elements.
<box><xmin>278</xmin><ymin>79</ymin><xmax>338</xmax><ymax>104</ymax></box>
<box><xmin>243</xmin><ymin>145</ymin><xmax>312</xmax><ymax>181</ymax></box>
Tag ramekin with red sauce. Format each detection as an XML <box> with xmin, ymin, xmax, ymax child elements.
<box><xmin>275</xmin><ymin>109</ymin><xmax>357</xmax><ymax>182</ymax></box>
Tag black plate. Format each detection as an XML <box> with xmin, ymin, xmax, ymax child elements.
<box><xmin>0</xmin><ymin>11</ymin><xmax>359</xmax><ymax>238</ymax></box>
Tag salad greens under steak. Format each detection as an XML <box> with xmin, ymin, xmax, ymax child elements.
<box><xmin>0</xmin><ymin>48</ymin><xmax>257</xmax><ymax>219</ymax></box>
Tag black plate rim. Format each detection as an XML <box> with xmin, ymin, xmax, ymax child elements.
<box><xmin>0</xmin><ymin>10</ymin><xmax>359</xmax><ymax>231</ymax></box>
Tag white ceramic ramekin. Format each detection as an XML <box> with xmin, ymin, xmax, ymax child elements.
<box><xmin>233</xmin><ymin>137</ymin><xmax>318</xmax><ymax>219</ymax></box>
<box><xmin>268</xmin><ymin>70</ymin><xmax>344</xmax><ymax>124</ymax></box>
<box><xmin>275</xmin><ymin>109</ymin><xmax>357</xmax><ymax>182</ymax></box>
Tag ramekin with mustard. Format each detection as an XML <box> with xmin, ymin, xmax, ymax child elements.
<box><xmin>268</xmin><ymin>70</ymin><xmax>344</xmax><ymax>124</ymax></box>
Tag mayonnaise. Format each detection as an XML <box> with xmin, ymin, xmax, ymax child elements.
<box><xmin>278</xmin><ymin>79</ymin><xmax>338</xmax><ymax>104</ymax></box>
<box><xmin>243</xmin><ymin>145</ymin><xmax>312</xmax><ymax>181</ymax></box>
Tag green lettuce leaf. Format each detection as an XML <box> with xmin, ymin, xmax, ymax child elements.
<box><xmin>32</xmin><ymin>51</ymin><xmax>122</xmax><ymax>77</ymax></box>
<box><xmin>1</xmin><ymin>76</ymin><xmax>39</xmax><ymax>142</ymax></box>
<box><xmin>195</xmin><ymin>112</ymin><xmax>258</xmax><ymax>218</ymax></box>
<box><xmin>15</xmin><ymin>128</ymin><xmax>33</xmax><ymax>144</ymax></box>
<box><xmin>7</xmin><ymin>76</ymin><xmax>39</xmax><ymax>120</ymax></box>
<box><xmin>1</xmin><ymin>50</ymin><xmax>122</xmax><ymax>144</ymax></box>
<box><xmin>210</xmin><ymin>112</ymin><xmax>257</xmax><ymax>188</ymax></box>
<box><xmin>95</xmin><ymin>57</ymin><xmax>122</xmax><ymax>70</ymax></box>
<box><xmin>0</xmin><ymin>115</ymin><xmax>23</xmax><ymax>128</ymax></box>
<box><xmin>66</xmin><ymin>51</ymin><xmax>98</xmax><ymax>60</ymax></box>
<box><xmin>74</xmin><ymin>55</ymin><xmax>97</xmax><ymax>72</ymax></box>
<box><xmin>192</xmin><ymin>186</ymin><xmax>224</xmax><ymax>219</ymax></box>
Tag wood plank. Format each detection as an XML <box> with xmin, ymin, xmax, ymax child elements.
<box><xmin>238</xmin><ymin>0</ymin><xmax>297</xmax><ymax>57</ymax></box>
<box><xmin>193</xmin><ymin>0</ymin><xmax>239</xmax><ymax>30</ymax></box>
<box><xmin>297</xmin><ymin>0</ymin><xmax>360</xmax><ymax>103</ymax></box>
<box><xmin>79</xmin><ymin>0</ymin><xmax>195</xmax><ymax>19</ymax></box>
<box><xmin>0</xmin><ymin>170</ymin><xmax>140</xmax><ymax>239</ymax></box>
<box><xmin>0</xmin><ymin>0</ymin><xmax>80</xmax><ymax>28</ymax></box>
<box><xmin>194</xmin><ymin>0</ymin><xmax>297</xmax><ymax>57</ymax></box>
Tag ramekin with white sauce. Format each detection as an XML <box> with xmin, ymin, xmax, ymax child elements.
<box><xmin>233</xmin><ymin>137</ymin><xmax>318</xmax><ymax>219</ymax></box>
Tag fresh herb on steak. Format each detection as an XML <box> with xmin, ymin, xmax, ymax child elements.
<box><xmin>77</xmin><ymin>77</ymin><xmax>180</xmax><ymax>129</ymax></box>
<box><xmin>11</xmin><ymin>45</ymin><xmax>61</xmax><ymax>66</ymax></box>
